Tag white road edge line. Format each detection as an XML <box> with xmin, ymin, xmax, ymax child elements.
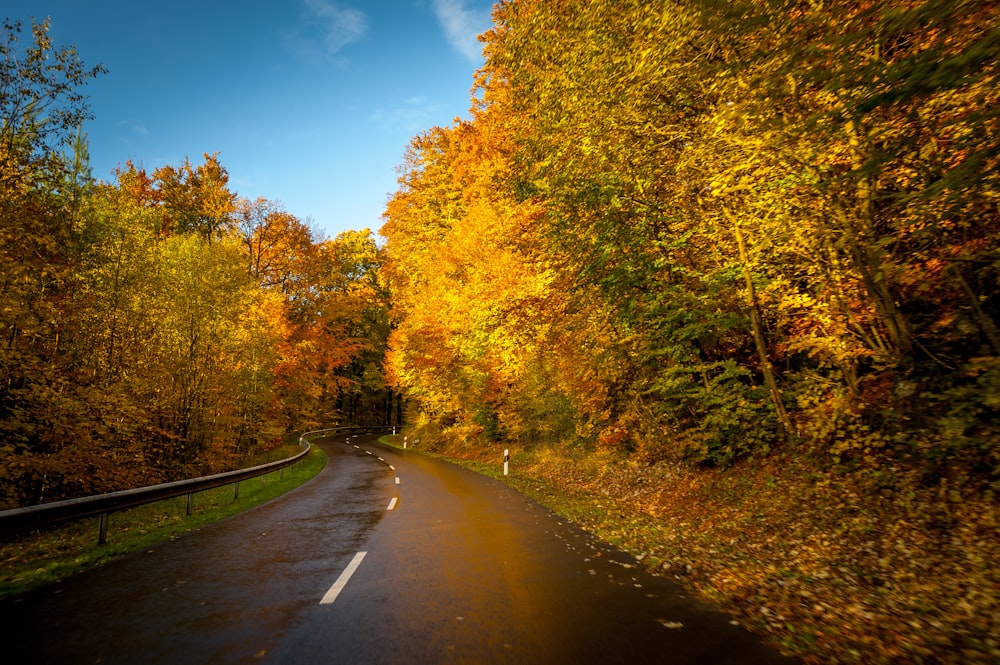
<box><xmin>387</xmin><ymin>497</ymin><xmax>397</xmax><ymax>510</ymax></box>
<box><xmin>389</xmin><ymin>465</ymin><xmax>395</xmax><ymax>471</ymax></box>
<box><xmin>395</xmin><ymin>477</ymin><xmax>400</xmax><ymax>485</ymax></box>
<box><xmin>320</xmin><ymin>551</ymin><xmax>367</xmax><ymax>605</ymax></box>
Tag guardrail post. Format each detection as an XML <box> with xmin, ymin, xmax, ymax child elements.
<box><xmin>98</xmin><ymin>512</ymin><xmax>109</xmax><ymax>545</ymax></box>
<box><xmin>234</xmin><ymin>481</ymin><xmax>240</xmax><ymax>500</ymax></box>
<box><xmin>186</xmin><ymin>493</ymin><xmax>194</xmax><ymax>516</ymax></box>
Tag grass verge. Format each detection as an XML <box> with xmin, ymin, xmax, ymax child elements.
<box><xmin>0</xmin><ymin>443</ymin><xmax>327</xmax><ymax>601</ymax></box>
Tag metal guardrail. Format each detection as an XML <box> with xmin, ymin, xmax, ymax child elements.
<box><xmin>0</xmin><ymin>425</ymin><xmax>394</xmax><ymax>543</ymax></box>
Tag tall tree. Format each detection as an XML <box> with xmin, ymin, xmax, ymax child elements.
<box><xmin>0</xmin><ymin>18</ymin><xmax>105</xmax><ymax>167</ymax></box>
<box><xmin>0</xmin><ymin>18</ymin><xmax>106</xmax><ymax>505</ymax></box>
<box><xmin>153</xmin><ymin>153</ymin><xmax>236</xmax><ymax>240</ymax></box>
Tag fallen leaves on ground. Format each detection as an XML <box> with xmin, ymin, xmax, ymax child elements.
<box><xmin>448</xmin><ymin>443</ymin><xmax>999</xmax><ymax>664</ymax></box>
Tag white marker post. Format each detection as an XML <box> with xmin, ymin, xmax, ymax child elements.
<box><xmin>403</xmin><ymin>436</ymin><xmax>407</xmax><ymax>449</ymax></box>
<box><xmin>503</xmin><ymin>449</ymin><xmax>509</xmax><ymax>476</ymax></box>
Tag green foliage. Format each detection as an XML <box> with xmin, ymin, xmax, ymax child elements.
<box><xmin>915</xmin><ymin>357</ymin><xmax>1000</xmax><ymax>476</ymax></box>
<box><xmin>472</xmin><ymin>405</ymin><xmax>504</xmax><ymax>442</ymax></box>
<box><xmin>664</xmin><ymin>363</ymin><xmax>778</xmax><ymax>468</ymax></box>
<box><xmin>0</xmin><ymin>18</ymin><xmax>106</xmax><ymax>162</ymax></box>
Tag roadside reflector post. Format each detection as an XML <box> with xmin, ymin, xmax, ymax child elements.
<box><xmin>403</xmin><ymin>436</ymin><xmax>407</xmax><ymax>449</ymax></box>
<box><xmin>504</xmin><ymin>449</ymin><xmax>509</xmax><ymax>476</ymax></box>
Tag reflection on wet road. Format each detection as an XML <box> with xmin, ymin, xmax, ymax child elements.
<box><xmin>2</xmin><ymin>433</ymin><xmax>796</xmax><ymax>664</ymax></box>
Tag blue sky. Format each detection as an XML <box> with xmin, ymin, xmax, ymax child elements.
<box><xmin>6</xmin><ymin>0</ymin><xmax>496</xmax><ymax>239</ymax></box>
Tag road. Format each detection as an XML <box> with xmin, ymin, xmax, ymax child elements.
<box><xmin>1</xmin><ymin>433</ymin><xmax>796</xmax><ymax>664</ymax></box>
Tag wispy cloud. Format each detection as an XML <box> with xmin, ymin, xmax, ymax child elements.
<box><xmin>116</xmin><ymin>119</ymin><xmax>149</xmax><ymax>137</ymax></box>
<box><xmin>431</xmin><ymin>0</ymin><xmax>491</xmax><ymax>62</ymax></box>
<box><xmin>370</xmin><ymin>96</ymin><xmax>443</xmax><ymax>134</ymax></box>
<box><xmin>296</xmin><ymin>0</ymin><xmax>367</xmax><ymax>59</ymax></box>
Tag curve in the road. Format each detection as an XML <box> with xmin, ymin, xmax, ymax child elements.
<box><xmin>1</xmin><ymin>433</ymin><xmax>797</xmax><ymax>665</ymax></box>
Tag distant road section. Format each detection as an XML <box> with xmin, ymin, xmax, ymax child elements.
<box><xmin>1</xmin><ymin>434</ymin><xmax>796</xmax><ymax>664</ymax></box>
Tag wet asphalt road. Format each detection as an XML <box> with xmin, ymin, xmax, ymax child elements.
<box><xmin>1</xmin><ymin>433</ymin><xmax>796</xmax><ymax>664</ymax></box>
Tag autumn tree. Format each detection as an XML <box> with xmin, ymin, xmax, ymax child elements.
<box><xmin>0</xmin><ymin>18</ymin><xmax>105</xmax><ymax>167</ymax></box>
<box><xmin>0</xmin><ymin>18</ymin><xmax>108</xmax><ymax>504</ymax></box>
<box><xmin>324</xmin><ymin>230</ymin><xmax>394</xmax><ymax>425</ymax></box>
<box><xmin>236</xmin><ymin>197</ymin><xmax>315</xmax><ymax>290</ymax></box>
<box><xmin>475</xmin><ymin>0</ymin><xmax>782</xmax><ymax>461</ymax></box>
<box><xmin>382</xmin><ymin>112</ymin><xmax>564</xmax><ymax>447</ymax></box>
<box><xmin>0</xmin><ymin>17</ymin><xmax>395</xmax><ymax>507</ymax></box>
<box><xmin>384</xmin><ymin>0</ymin><xmax>1000</xmax><ymax>471</ymax></box>
<box><xmin>153</xmin><ymin>153</ymin><xmax>236</xmax><ymax>240</ymax></box>
<box><xmin>235</xmin><ymin>198</ymin><xmax>394</xmax><ymax>429</ymax></box>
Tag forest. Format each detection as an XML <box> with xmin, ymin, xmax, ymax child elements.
<box><xmin>3</xmin><ymin>0</ymin><xmax>999</xmax><ymax>661</ymax></box>
<box><xmin>0</xmin><ymin>19</ymin><xmax>393</xmax><ymax>509</ymax></box>
<box><xmin>379</xmin><ymin>0</ymin><xmax>998</xmax><ymax>662</ymax></box>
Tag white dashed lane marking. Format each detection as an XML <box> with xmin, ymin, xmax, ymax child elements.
<box><xmin>357</xmin><ymin>446</ymin><xmax>400</xmax><ymax>510</ymax></box>
<box><xmin>319</xmin><ymin>551</ymin><xmax>367</xmax><ymax>605</ymax></box>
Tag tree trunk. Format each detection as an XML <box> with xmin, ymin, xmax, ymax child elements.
<box><xmin>730</xmin><ymin>212</ymin><xmax>793</xmax><ymax>439</ymax></box>
<box><xmin>951</xmin><ymin>261</ymin><xmax>1000</xmax><ymax>355</ymax></box>
<box><xmin>841</xmin><ymin>121</ymin><xmax>913</xmax><ymax>359</ymax></box>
